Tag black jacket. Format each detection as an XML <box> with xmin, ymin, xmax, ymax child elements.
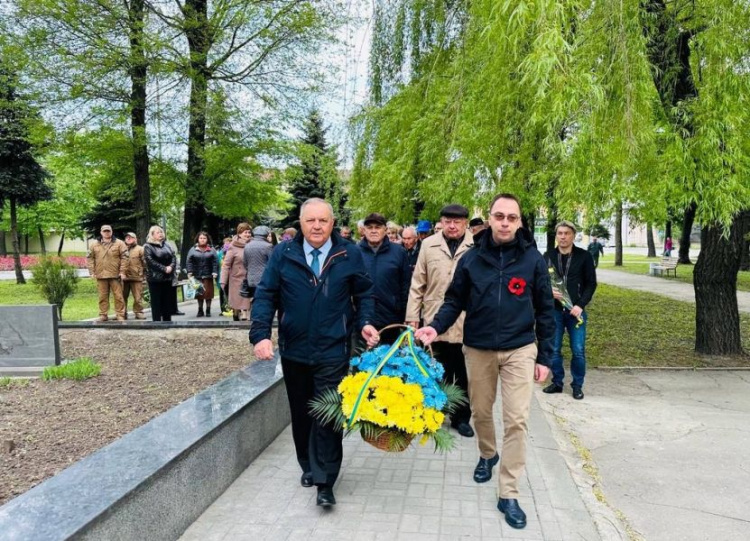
<box><xmin>186</xmin><ymin>245</ymin><xmax>219</xmax><ymax>279</ymax></box>
<box><xmin>358</xmin><ymin>237</ymin><xmax>412</xmax><ymax>328</ymax></box>
<box><xmin>430</xmin><ymin>230</ymin><xmax>556</xmax><ymax>366</ymax></box>
<box><xmin>250</xmin><ymin>232</ymin><xmax>375</xmax><ymax>365</ymax></box>
<box><xmin>144</xmin><ymin>242</ymin><xmax>177</xmax><ymax>283</ymax></box>
<box><xmin>404</xmin><ymin>242</ymin><xmax>420</xmax><ymax>271</ymax></box>
<box><xmin>544</xmin><ymin>246</ymin><xmax>597</xmax><ymax>309</ymax></box>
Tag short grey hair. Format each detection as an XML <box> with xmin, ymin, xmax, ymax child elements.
<box><xmin>402</xmin><ymin>226</ymin><xmax>417</xmax><ymax>238</ymax></box>
<box><xmin>357</xmin><ymin>219</ymin><xmax>365</xmax><ymax>228</ymax></box>
<box><xmin>555</xmin><ymin>220</ymin><xmax>577</xmax><ymax>233</ymax></box>
<box><xmin>300</xmin><ymin>198</ymin><xmax>334</xmax><ymax>219</ymax></box>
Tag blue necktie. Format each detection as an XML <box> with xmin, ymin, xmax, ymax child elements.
<box><xmin>310</xmin><ymin>248</ymin><xmax>321</xmax><ymax>277</ymax></box>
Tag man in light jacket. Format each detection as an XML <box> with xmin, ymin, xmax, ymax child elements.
<box><xmin>87</xmin><ymin>224</ymin><xmax>128</xmax><ymax>322</ymax></box>
<box><xmin>406</xmin><ymin>204</ymin><xmax>475</xmax><ymax>438</ymax></box>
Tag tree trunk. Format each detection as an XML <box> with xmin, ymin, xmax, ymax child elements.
<box><xmin>664</xmin><ymin>219</ymin><xmax>672</xmax><ymax>241</ymax></box>
<box><xmin>545</xmin><ymin>203</ymin><xmax>558</xmax><ymax>252</ymax></box>
<box><xmin>0</xmin><ymin>230</ymin><xmax>6</xmax><ymax>257</ymax></box>
<box><xmin>10</xmin><ymin>199</ymin><xmax>25</xmax><ymax>284</ymax></box>
<box><xmin>614</xmin><ymin>202</ymin><xmax>623</xmax><ymax>266</ymax></box>
<box><xmin>739</xmin><ymin>211</ymin><xmax>750</xmax><ymax>271</ymax></box>
<box><xmin>57</xmin><ymin>228</ymin><xmax>66</xmax><ymax>256</ymax></box>
<box><xmin>38</xmin><ymin>226</ymin><xmax>46</xmax><ymax>255</ymax></box>
<box><xmin>129</xmin><ymin>0</ymin><xmax>152</xmax><ymax>247</ymax></box>
<box><xmin>646</xmin><ymin>222</ymin><xmax>656</xmax><ymax>257</ymax></box>
<box><xmin>24</xmin><ymin>233</ymin><xmax>29</xmax><ymax>255</ymax></box>
<box><xmin>694</xmin><ymin>212</ymin><xmax>749</xmax><ymax>356</ymax></box>
<box><xmin>180</xmin><ymin>0</ymin><xmax>211</xmax><ymax>268</ymax></box>
<box><xmin>678</xmin><ymin>201</ymin><xmax>696</xmax><ymax>264</ymax></box>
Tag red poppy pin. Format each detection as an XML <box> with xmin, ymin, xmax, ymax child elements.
<box><xmin>508</xmin><ymin>277</ymin><xmax>526</xmax><ymax>295</ymax></box>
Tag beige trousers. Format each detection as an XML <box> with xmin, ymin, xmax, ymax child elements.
<box><xmin>97</xmin><ymin>278</ymin><xmax>125</xmax><ymax>318</ymax></box>
<box><xmin>123</xmin><ymin>280</ymin><xmax>145</xmax><ymax>315</ymax></box>
<box><xmin>464</xmin><ymin>342</ymin><xmax>537</xmax><ymax>499</ymax></box>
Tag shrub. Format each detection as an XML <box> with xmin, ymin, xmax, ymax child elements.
<box><xmin>30</xmin><ymin>257</ymin><xmax>80</xmax><ymax>320</ymax></box>
<box><xmin>42</xmin><ymin>357</ymin><xmax>101</xmax><ymax>381</ymax></box>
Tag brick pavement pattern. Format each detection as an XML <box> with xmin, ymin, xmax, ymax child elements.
<box><xmin>181</xmin><ymin>394</ymin><xmax>600</xmax><ymax>541</ymax></box>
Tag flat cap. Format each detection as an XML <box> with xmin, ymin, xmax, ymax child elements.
<box><xmin>253</xmin><ymin>225</ymin><xmax>271</xmax><ymax>237</ymax></box>
<box><xmin>364</xmin><ymin>212</ymin><xmax>387</xmax><ymax>226</ymax></box>
<box><xmin>439</xmin><ymin>204</ymin><xmax>469</xmax><ymax>218</ymax></box>
<box><xmin>469</xmin><ymin>217</ymin><xmax>484</xmax><ymax>227</ymax></box>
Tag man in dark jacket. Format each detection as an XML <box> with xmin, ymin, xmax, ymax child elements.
<box><xmin>586</xmin><ymin>236</ymin><xmax>604</xmax><ymax>267</ymax></box>
<box><xmin>358</xmin><ymin>212</ymin><xmax>411</xmax><ymax>343</ymax></box>
<box><xmin>416</xmin><ymin>193</ymin><xmax>555</xmax><ymax>531</ymax></box>
<box><xmin>543</xmin><ymin>220</ymin><xmax>597</xmax><ymax>400</ymax></box>
<box><xmin>401</xmin><ymin>226</ymin><xmax>420</xmax><ymax>271</ymax></box>
<box><xmin>251</xmin><ymin>198</ymin><xmax>379</xmax><ymax>508</ymax></box>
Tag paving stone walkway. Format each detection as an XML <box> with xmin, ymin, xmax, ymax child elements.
<box><xmin>181</xmin><ymin>393</ymin><xmax>601</xmax><ymax>541</ymax></box>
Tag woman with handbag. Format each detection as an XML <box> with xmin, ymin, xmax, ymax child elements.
<box><xmin>186</xmin><ymin>231</ymin><xmax>219</xmax><ymax>317</ymax></box>
<box><xmin>220</xmin><ymin>223</ymin><xmax>252</xmax><ymax>321</ymax></box>
<box><xmin>143</xmin><ymin>225</ymin><xmax>177</xmax><ymax>322</ymax></box>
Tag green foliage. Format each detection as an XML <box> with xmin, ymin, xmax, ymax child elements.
<box><xmin>30</xmin><ymin>257</ymin><xmax>80</xmax><ymax>320</ymax></box>
<box><xmin>281</xmin><ymin>110</ymin><xmax>346</xmax><ymax>228</ymax></box>
<box><xmin>42</xmin><ymin>357</ymin><xmax>101</xmax><ymax>381</ymax></box>
<box><xmin>0</xmin><ymin>377</ymin><xmax>30</xmax><ymax>389</ymax></box>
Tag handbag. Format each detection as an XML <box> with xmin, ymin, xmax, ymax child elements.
<box><xmin>239</xmin><ymin>280</ymin><xmax>255</xmax><ymax>299</ymax></box>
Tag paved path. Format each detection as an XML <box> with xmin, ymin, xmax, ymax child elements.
<box><xmin>539</xmin><ymin>370</ymin><xmax>750</xmax><ymax>541</ymax></box>
<box><xmin>181</xmin><ymin>394</ymin><xmax>604</xmax><ymax>541</ymax></box>
<box><xmin>595</xmin><ymin>268</ymin><xmax>750</xmax><ymax>313</ymax></box>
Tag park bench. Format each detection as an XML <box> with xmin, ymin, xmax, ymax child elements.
<box><xmin>650</xmin><ymin>257</ymin><xmax>679</xmax><ymax>278</ymax></box>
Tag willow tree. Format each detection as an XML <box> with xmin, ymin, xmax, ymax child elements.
<box><xmin>353</xmin><ymin>0</ymin><xmax>750</xmax><ymax>356</ymax></box>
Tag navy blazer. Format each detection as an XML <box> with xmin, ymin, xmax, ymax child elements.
<box><xmin>250</xmin><ymin>232</ymin><xmax>374</xmax><ymax>364</ymax></box>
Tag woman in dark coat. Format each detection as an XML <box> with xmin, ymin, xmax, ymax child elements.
<box><xmin>186</xmin><ymin>231</ymin><xmax>219</xmax><ymax>317</ymax></box>
<box><xmin>143</xmin><ymin>225</ymin><xmax>177</xmax><ymax>322</ymax></box>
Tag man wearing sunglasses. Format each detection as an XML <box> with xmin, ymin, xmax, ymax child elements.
<box><xmin>415</xmin><ymin>193</ymin><xmax>555</xmax><ymax>530</ymax></box>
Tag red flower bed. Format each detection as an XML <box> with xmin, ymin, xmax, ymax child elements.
<box><xmin>0</xmin><ymin>256</ymin><xmax>88</xmax><ymax>271</ymax></box>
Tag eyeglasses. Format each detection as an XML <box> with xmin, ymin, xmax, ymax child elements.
<box><xmin>490</xmin><ymin>213</ymin><xmax>520</xmax><ymax>223</ymax></box>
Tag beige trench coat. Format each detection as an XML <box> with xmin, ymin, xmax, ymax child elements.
<box><xmin>405</xmin><ymin>233</ymin><xmax>474</xmax><ymax>343</ymax></box>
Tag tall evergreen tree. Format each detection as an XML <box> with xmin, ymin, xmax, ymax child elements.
<box><xmin>0</xmin><ymin>66</ymin><xmax>52</xmax><ymax>284</ymax></box>
<box><xmin>281</xmin><ymin>110</ymin><xmax>344</xmax><ymax>229</ymax></box>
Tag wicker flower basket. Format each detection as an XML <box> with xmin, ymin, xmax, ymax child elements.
<box><xmin>362</xmin><ymin>430</ymin><xmax>415</xmax><ymax>452</ymax></box>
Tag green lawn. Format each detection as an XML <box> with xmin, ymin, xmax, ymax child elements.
<box><xmin>585</xmin><ymin>284</ymin><xmax>750</xmax><ymax>367</ymax></box>
<box><xmin>597</xmin><ymin>254</ymin><xmax>750</xmax><ymax>292</ymax></box>
<box><xmin>0</xmin><ymin>279</ymin><xmax>103</xmax><ymax>321</ymax></box>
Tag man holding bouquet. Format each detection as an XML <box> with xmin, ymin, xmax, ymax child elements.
<box><xmin>251</xmin><ymin>198</ymin><xmax>379</xmax><ymax>508</ymax></box>
<box><xmin>543</xmin><ymin>220</ymin><xmax>597</xmax><ymax>400</ymax></box>
<box><xmin>415</xmin><ymin>193</ymin><xmax>555</xmax><ymax>530</ymax></box>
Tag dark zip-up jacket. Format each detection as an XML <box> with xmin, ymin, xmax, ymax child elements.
<box><xmin>250</xmin><ymin>232</ymin><xmax>375</xmax><ymax>365</ymax></box>
<box><xmin>186</xmin><ymin>245</ymin><xmax>219</xmax><ymax>279</ymax></box>
<box><xmin>544</xmin><ymin>246</ymin><xmax>597</xmax><ymax>309</ymax></box>
<box><xmin>430</xmin><ymin>230</ymin><xmax>556</xmax><ymax>366</ymax></box>
<box><xmin>358</xmin><ymin>237</ymin><xmax>411</xmax><ymax>329</ymax></box>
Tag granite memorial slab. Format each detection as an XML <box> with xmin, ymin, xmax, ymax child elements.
<box><xmin>0</xmin><ymin>305</ymin><xmax>60</xmax><ymax>375</ymax></box>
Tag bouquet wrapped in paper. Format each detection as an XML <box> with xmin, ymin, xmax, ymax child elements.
<box><xmin>310</xmin><ymin>327</ymin><xmax>466</xmax><ymax>452</ymax></box>
<box><xmin>548</xmin><ymin>266</ymin><xmax>583</xmax><ymax>327</ymax></box>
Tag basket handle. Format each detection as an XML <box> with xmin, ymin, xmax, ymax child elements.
<box><xmin>376</xmin><ymin>323</ymin><xmax>433</xmax><ymax>358</ymax></box>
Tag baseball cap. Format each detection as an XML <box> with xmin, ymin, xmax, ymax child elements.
<box><xmin>125</xmin><ymin>232</ymin><xmax>136</xmax><ymax>238</ymax></box>
<box><xmin>469</xmin><ymin>217</ymin><xmax>484</xmax><ymax>227</ymax></box>
<box><xmin>439</xmin><ymin>204</ymin><xmax>469</xmax><ymax>218</ymax></box>
<box><xmin>416</xmin><ymin>220</ymin><xmax>431</xmax><ymax>233</ymax></box>
<box><xmin>363</xmin><ymin>213</ymin><xmax>387</xmax><ymax>226</ymax></box>
<box><xmin>101</xmin><ymin>225</ymin><xmax>112</xmax><ymax>232</ymax></box>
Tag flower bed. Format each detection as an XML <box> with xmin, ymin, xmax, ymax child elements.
<box><xmin>0</xmin><ymin>256</ymin><xmax>88</xmax><ymax>271</ymax></box>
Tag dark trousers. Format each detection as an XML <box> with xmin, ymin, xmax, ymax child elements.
<box><xmin>431</xmin><ymin>341</ymin><xmax>471</xmax><ymax>424</ymax></box>
<box><xmin>147</xmin><ymin>281</ymin><xmax>173</xmax><ymax>322</ymax></box>
<box><xmin>281</xmin><ymin>357</ymin><xmax>349</xmax><ymax>487</ymax></box>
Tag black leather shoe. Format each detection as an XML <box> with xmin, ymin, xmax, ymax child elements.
<box><xmin>451</xmin><ymin>421</ymin><xmax>474</xmax><ymax>438</ymax></box>
<box><xmin>316</xmin><ymin>486</ymin><xmax>336</xmax><ymax>507</ymax></box>
<box><xmin>572</xmin><ymin>388</ymin><xmax>584</xmax><ymax>400</ymax></box>
<box><xmin>498</xmin><ymin>498</ymin><xmax>527</xmax><ymax>529</ymax></box>
<box><xmin>174</xmin><ymin>310</ymin><xmax>186</xmax><ymax>316</ymax></box>
<box><xmin>543</xmin><ymin>383</ymin><xmax>563</xmax><ymax>394</ymax></box>
<box><xmin>473</xmin><ymin>453</ymin><xmax>499</xmax><ymax>483</ymax></box>
<box><xmin>300</xmin><ymin>472</ymin><xmax>313</xmax><ymax>487</ymax></box>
